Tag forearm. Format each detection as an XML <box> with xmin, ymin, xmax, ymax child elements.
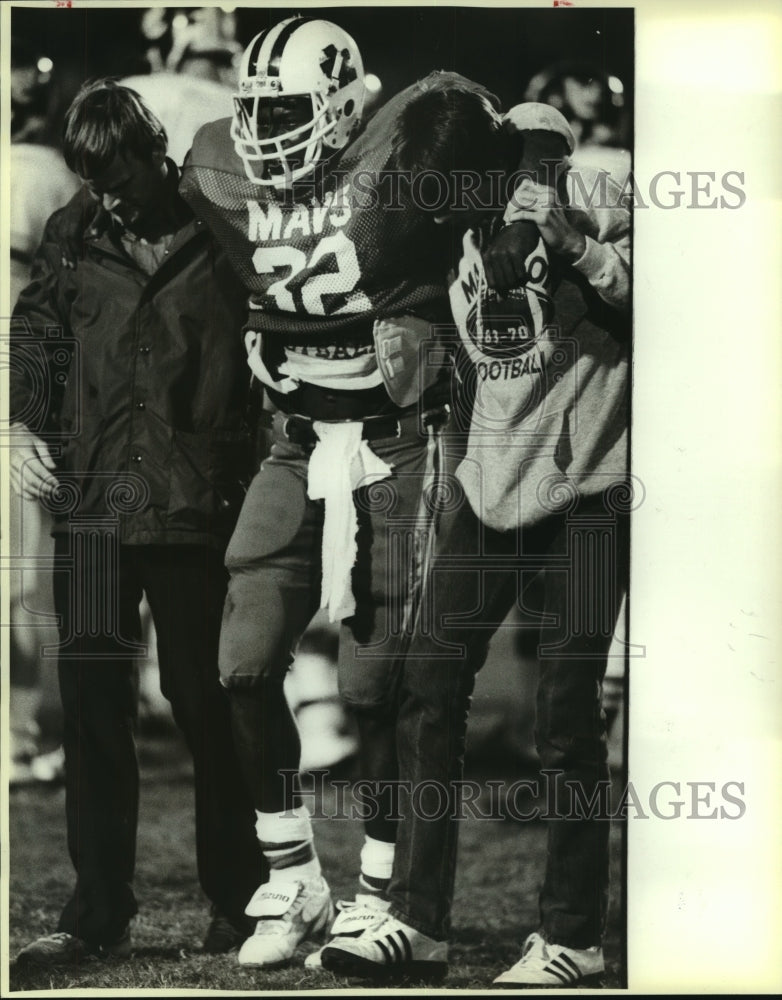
<box><xmin>502</xmin><ymin>106</ymin><xmax>631</xmax><ymax>312</ymax></box>
<box><xmin>571</xmin><ymin>232</ymin><xmax>630</xmax><ymax>313</ymax></box>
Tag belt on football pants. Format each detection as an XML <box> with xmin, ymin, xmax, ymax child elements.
<box><xmin>259</xmin><ymin>404</ymin><xmax>450</xmax><ymax>449</ymax></box>
<box><xmin>258</xmin><ymin>402</ymin><xmax>450</xmax><ymax>622</ymax></box>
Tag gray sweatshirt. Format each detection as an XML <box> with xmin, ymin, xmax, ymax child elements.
<box><xmin>448</xmin><ymin>164</ymin><xmax>631</xmax><ymax>530</ymax></box>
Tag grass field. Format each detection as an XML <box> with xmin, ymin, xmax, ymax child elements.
<box><xmin>8</xmin><ymin>732</ymin><xmax>625</xmax><ymax>993</ymax></box>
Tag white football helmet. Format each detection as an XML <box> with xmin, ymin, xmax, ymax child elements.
<box><xmin>231</xmin><ymin>16</ymin><xmax>365</xmax><ymax>187</ymax></box>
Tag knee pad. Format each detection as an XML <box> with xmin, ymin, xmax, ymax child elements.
<box><xmin>219</xmin><ymin>587</ymin><xmax>296</xmax><ymax>687</ymax></box>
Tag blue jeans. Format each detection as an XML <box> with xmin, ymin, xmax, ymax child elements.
<box><xmin>386</xmin><ymin>487</ymin><xmax>629</xmax><ymax>947</ymax></box>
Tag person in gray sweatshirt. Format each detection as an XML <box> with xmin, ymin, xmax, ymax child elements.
<box><xmin>318</xmin><ymin>91</ymin><xmax>631</xmax><ymax>988</ymax></box>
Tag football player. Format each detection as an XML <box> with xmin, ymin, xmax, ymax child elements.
<box><xmin>179</xmin><ymin>16</ymin><xmax>498</xmax><ymax>969</ymax></box>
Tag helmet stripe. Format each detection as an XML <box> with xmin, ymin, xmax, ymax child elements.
<box><xmin>245</xmin><ymin>31</ymin><xmax>268</xmax><ymax>78</ymax></box>
<box><xmin>268</xmin><ymin>16</ymin><xmax>314</xmax><ymax>78</ymax></box>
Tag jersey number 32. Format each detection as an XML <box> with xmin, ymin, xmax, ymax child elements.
<box><xmin>252</xmin><ymin>231</ymin><xmax>373</xmax><ymax>316</ymax></box>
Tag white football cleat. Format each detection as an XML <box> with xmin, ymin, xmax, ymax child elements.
<box><xmin>320</xmin><ymin>911</ymin><xmax>447</xmax><ymax>982</ymax></box>
<box><xmin>304</xmin><ymin>893</ymin><xmax>391</xmax><ymax>969</ymax></box>
<box><xmin>493</xmin><ymin>931</ymin><xmax>605</xmax><ymax>988</ymax></box>
<box><xmin>238</xmin><ymin>876</ymin><xmax>334</xmax><ymax>968</ymax></box>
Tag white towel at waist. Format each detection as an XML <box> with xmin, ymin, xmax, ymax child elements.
<box><xmin>307</xmin><ymin>421</ymin><xmax>394</xmax><ymax>622</ymax></box>
<box><xmin>245</xmin><ymin>330</ymin><xmax>299</xmax><ymax>394</ymax></box>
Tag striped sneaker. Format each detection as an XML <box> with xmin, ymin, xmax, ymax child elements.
<box><xmin>238</xmin><ymin>876</ymin><xmax>334</xmax><ymax>967</ymax></box>
<box><xmin>304</xmin><ymin>894</ymin><xmax>391</xmax><ymax>969</ymax></box>
<box><xmin>493</xmin><ymin>932</ymin><xmax>605</xmax><ymax>988</ymax></box>
<box><xmin>320</xmin><ymin>912</ymin><xmax>447</xmax><ymax>982</ymax></box>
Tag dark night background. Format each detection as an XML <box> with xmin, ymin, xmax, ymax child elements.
<box><xmin>11</xmin><ymin>5</ymin><xmax>633</xmax><ymax>143</ymax></box>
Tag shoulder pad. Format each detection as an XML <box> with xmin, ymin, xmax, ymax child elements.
<box><xmin>188</xmin><ymin>118</ymin><xmax>244</xmax><ymax>177</ymax></box>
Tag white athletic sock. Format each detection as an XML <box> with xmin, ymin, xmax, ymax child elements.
<box><xmin>358</xmin><ymin>835</ymin><xmax>395</xmax><ymax>896</ymax></box>
<box><xmin>255</xmin><ymin>805</ymin><xmax>322</xmax><ymax>882</ymax></box>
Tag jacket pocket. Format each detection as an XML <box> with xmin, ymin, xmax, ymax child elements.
<box><xmin>167</xmin><ymin>429</ymin><xmax>250</xmax><ymax>532</ymax></box>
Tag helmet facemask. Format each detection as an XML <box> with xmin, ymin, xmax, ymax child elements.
<box><xmin>230</xmin><ymin>91</ymin><xmax>334</xmax><ymax>187</ymax></box>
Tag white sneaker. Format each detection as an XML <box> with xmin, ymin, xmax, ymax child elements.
<box><xmin>304</xmin><ymin>893</ymin><xmax>391</xmax><ymax>969</ymax></box>
<box><xmin>320</xmin><ymin>911</ymin><xmax>447</xmax><ymax>982</ymax></box>
<box><xmin>493</xmin><ymin>931</ymin><xmax>605</xmax><ymax>988</ymax></box>
<box><xmin>238</xmin><ymin>876</ymin><xmax>334</xmax><ymax>968</ymax></box>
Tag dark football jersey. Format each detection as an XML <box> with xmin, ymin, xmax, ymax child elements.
<box><xmin>179</xmin><ymin>72</ymin><xmax>479</xmax><ymax>346</ymax></box>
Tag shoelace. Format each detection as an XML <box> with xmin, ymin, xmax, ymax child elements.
<box><xmin>355</xmin><ymin>912</ymin><xmax>400</xmax><ymax>942</ymax></box>
<box><xmin>332</xmin><ymin>898</ymin><xmax>388</xmax><ymax>934</ymax></box>
<box><xmin>524</xmin><ymin>933</ymin><xmax>544</xmax><ymax>956</ymax></box>
<box><xmin>335</xmin><ymin>898</ymin><xmax>384</xmax><ymax>916</ymax></box>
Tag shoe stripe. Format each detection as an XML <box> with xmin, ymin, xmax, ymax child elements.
<box><xmin>555</xmin><ymin>952</ymin><xmax>583</xmax><ymax>977</ymax></box>
<box><xmin>386</xmin><ymin>934</ymin><xmax>403</xmax><ymax>963</ymax></box>
<box><xmin>376</xmin><ymin>938</ymin><xmax>393</xmax><ymax>963</ymax></box>
<box><xmin>397</xmin><ymin>929</ymin><xmax>413</xmax><ymax>963</ymax></box>
<box><xmin>542</xmin><ymin>960</ymin><xmax>573</xmax><ymax>984</ymax></box>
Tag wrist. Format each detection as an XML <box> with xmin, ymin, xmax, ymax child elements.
<box><xmin>561</xmin><ymin>230</ymin><xmax>587</xmax><ymax>263</ymax></box>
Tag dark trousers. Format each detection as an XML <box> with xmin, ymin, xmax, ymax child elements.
<box><xmin>387</xmin><ymin>490</ymin><xmax>628</xmax><ymax>946</ymax></box>
<box><xmin>52</xmin><ymin>534</ymin><xmax>264</xmax><ymax>946</ymax></box>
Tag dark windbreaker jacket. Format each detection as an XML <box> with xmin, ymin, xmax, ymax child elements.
<box><xmin>10</xmin><ymin>163</ymin><xmax>252</xmax><ymax>548</ymax></box>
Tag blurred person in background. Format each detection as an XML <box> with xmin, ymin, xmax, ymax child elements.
<box><xmin>284</xmin><ymin>626</ymin><xmax>359</xmax><ymax>773</ymax></box>
<box><xmin>524</xmin><ymin>60</ymin><xmax>628</xmax><ymax>149</ymax></box>
<box><xmin>124</xmin><ymin>7</ymin><xmax>240</xmax><ymax>165</ymax></box>
<box><xmin>10</xmin><ymin>36</ymin><xmax>49</xmax><ymax>143</ymax></box>
<box><xmin>8</xmin><ymin>136</ymin><xmax>78</xmax><ymax>784</ymax></box>
<box><xmin>9</xmin><ymin>34</ymin><xmax>81</xmax><ymax>786</ymax></box>
<box><xmin>10</xmin><ymin>80</ymin><xmax>264</xmax><ymax>966</ymax></box>
<box><xmin>140</xmin><ymin>6</ymin><xmax>240</xmax><ymax>84</ymax></box>
<box><xmin>524</xmin><ymin>60</ymin><xmax>631</xmax><ymax>182</ymax></box>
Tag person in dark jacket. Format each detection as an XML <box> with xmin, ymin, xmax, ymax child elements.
<box><xmin>9</xmin><ymin>80</ymin><xmax>264</xmax><ymax>966</ymax></box>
